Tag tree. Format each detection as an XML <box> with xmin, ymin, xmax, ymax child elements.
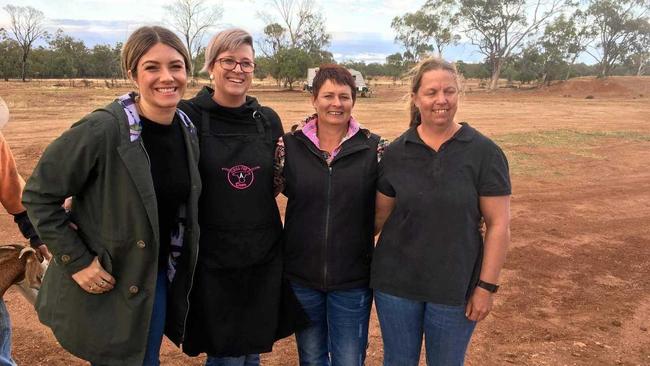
<box><xmin>259</xmin><ymin>0</ymin><xmax>331</xmax><ymax>60</ymax></box>
<box><xmin>391</xmin><ymin>0</ymin><xmax>460</xmax><ymax>62</ymax></box>
<box><xmin>0</xmin><ymin>29</ymin><xmax>21</xmax><ymax>80</ymax></box>
<box><xmin>626</xmin><ymin>19</ymin><xmax>650</xmax><ymax>75</ymax></box>
<box><xmin>584</xmin><ymin>0</ymin><xmax>649</xmax><ymax>77</ymax></box>
<box><xmin>537</xmin><ymin>12</ymin><xmax>594</xmax><ymax>82</ymax></box>
<box><xmin>261</xmin><ymin>23</ymin><xmax>287</xmax><ymax>56</ymax></box>
<box><xmin>511</xmin><ymin>44</ymin><xmax>549</xmax><ymax>83</ymax></box>
<box><xmin>3</xmin><ymin>5</ymin><xmax>48</xmax><ymax>82</ymax></box>
<box><xmin>385</xmin><ymin>52</ymin><xmax>408</xmax><ymax>82</ymax></box>
<box><xmin>258</xmin><ymin>0</ymin><xmax>332</xmax><ymax>86</ymax></box>
<box><xmin>273</xmin><ymin>47</ymin><xmax>312</xmax><ymax>89</ymax></box>
<box><xmin>164</xmin><ymin>0</ymin><xmax>223</xmax><ymax>77</ymax></box>
<box><xmin>458</xmin><ymin>0</ymin><xmax>568</xmax><ymax>90</ymax></box>
<box><xmin>47</xmin><ymin>29</ymin><xmax>90</xmax><ymax>78</ymax></box>
<box><xmin>88</xmin><ymin>43</ymin><xmax>122</xmax><ymax>79</ymax></box>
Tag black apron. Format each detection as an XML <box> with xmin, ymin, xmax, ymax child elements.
<box><xmin>183</xmin><ymin>108</ymin><xmax>287</xmax><ymax>357</ymax></box>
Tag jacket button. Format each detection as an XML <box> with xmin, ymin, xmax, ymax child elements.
<box><xmin>129</xmin><ymin>285</ymin><xmax>139</xmax><ymax>294</ymax></box>
<box><xmin>136</xmin><ymin>240</ymin><xmax>146</xmax><ymax>248</ymax></box>
<box><xmin>60</xmin><ymin>254</ymin><xmax>70</xmax><ymax>263</ymax></box>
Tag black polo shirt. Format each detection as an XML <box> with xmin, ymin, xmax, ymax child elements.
<box><xmin>370</xmin><ymin>122</ymin><xmax>511</xmax><ymax>305</ymax></box>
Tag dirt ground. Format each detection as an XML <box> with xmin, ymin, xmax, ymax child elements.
<box><xmin>1</xmin><ymin>76</ymin><xmax>649</xmax><ymax>365</ymax></box>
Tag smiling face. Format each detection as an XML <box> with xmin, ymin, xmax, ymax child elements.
<box><xmin>412</xmin><ymin>69</ymin><xmax>459</xmax><ymax>127</ymax></box>
<box><xmin>129</xmin><ymin>42</ymin><xmax>187</xmax><ymax>121</ymax></box>
<box><xmin>210</xmin><ymin>44</ymin><xmax>254</xmax><ymax>107</ymax></box>
<box><xmin>312</xmin><ymin>79</ymin><xmax>354</xmax><ymax>128</ymax></box>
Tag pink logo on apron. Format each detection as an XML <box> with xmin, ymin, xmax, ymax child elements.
<box><xmin>222</xmin><ymin>165</ymin><xmax>261</xmax><ymax>190</ymax></box>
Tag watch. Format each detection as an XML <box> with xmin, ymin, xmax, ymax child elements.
<box><xmin>477</xmin><ymin>280</ymin><xmax>499</xmax><ymax>293</ymax></box>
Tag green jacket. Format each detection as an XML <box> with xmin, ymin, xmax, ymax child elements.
<box><xmin>23</xmin><ymin>99</ymin><xmax>201</xmax><ymax>365</ymax></box>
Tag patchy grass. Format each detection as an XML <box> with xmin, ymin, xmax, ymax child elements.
<box><xmin>494</xmin><ymin>129</ymin><xmax>650</xmax><ymax>176</ymax></box>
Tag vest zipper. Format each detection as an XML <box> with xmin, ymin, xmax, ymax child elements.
<box><xmin>323</xmin><ymin>165</ymin><xmax>332</xmax><ymax>290</ymax></box>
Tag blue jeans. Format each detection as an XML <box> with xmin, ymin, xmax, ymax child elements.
<box><xmin>291</xmin><ymin>283</ymin><xmax>372</xmax><ymax>366</ymax></box>
<box><xmin>374</xmin><ymin>291</ymin><xmax>476</xmax><ymax>366</ymax></box>
<box><xmin>205</xmin><ymin>354</ymin><xmax>260</xmax><ymax>366</ymax></box>
<box><xmin>0</xmin><ymin>299</ymin><xmax>17</xmax><ymax>366</ymax></box>
<box><xmin>142</xmin><ymin>270</ymin><xmax>168</xmax><ymax>366</ymax></box>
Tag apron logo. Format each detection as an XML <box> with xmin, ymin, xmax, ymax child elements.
<box><xmin>222</xmin><ymin>165</ymin><xmax>261</xmax><ymax>190</ymax></box>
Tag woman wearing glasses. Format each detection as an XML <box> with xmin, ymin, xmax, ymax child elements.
<box><xmin>177</xmin><ymin>28</ymin><xmax>304</xmax><ymax>366</ymax></box>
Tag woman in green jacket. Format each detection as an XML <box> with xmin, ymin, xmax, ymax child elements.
<box><xmin>22</xmin><ymin>26</ymin><xmax>201</xmax><ymax>366</ymax></box>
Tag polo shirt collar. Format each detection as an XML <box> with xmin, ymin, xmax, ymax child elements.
<box><xmin>404</xmin><ymin>122</ymin><xmax>476</xmax><ymax>146</ymax></box>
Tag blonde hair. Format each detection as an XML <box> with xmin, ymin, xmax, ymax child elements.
<box><xmin>121</xmin><ymin>26</ymin><xmax>191</xmax><ymax>78</ymax></box>
<box><xmin>202</xmin><ymin>28</ymin><xmax>254</xmax><ymax>73</ymax></box>
<box><xmin>408</xmin><ymin>57</ymin><xmax>461</xmax><ymax>127</ymax></box>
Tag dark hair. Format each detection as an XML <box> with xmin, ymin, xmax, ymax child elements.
<box><xmin>121</xmin><ymin>26</ymin><xmax>191</xmax><ymax>78</ymax></box>
<box><xmin>312</xmin><ymin>64</ymin><xmax>357</xmax><ymax>103</ymax></box>
<box><xmin>408</xmin><ymin>57</ymin><xmax>461</xmax><ymax>127</ymax></box>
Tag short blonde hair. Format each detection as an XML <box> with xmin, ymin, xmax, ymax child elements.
<box><xmin>202</xmin><ymin>28</ymin><xmax>254</xmax><ymax>73</ymax></box>
<box><xmin>408</xmin><ymin>57</ymin><xmax>462</xmax><ymax>127</ymax></box>
<box><xmin>121</xmin><ymin>26</ymin><xmax>191</xmax><ymax>78</ymax></box>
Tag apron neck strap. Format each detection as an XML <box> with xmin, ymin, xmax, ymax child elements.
<box><xmin>200</xmin><ymin>109</ymin><xmax>268</xmax><ymax>138</ymax></box>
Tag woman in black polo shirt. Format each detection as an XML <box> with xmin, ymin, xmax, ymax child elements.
<box><xmin>371</xmin><ymin>57</ymin><xmax>511</xmax><ymax>365</ymax></box>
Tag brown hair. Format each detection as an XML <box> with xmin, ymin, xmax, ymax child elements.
<box><xmin>121</xmin><ymin>26</ymin><xmax>191</xmax><ymax>78</ymax></box>
<box><xmin>408</xmin><ymin>57</ymin><xmax>461</xmax><ymax>127</ymax></box>
<box><xmin>312</xmin><ymin>64</ymin><xmax>357</xmax><ymax>103</ymax></box>
<box><xmin>202</xmin><ymin>28</ymin><xmax>254</xmax><ymax>73</ymax></box>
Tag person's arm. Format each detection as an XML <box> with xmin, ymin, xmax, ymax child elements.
<box><xmin>0</xmin><ymin>132</ymin><xmax>50</xmax><ymax>259</ymax></box>
<box><xmin>465</xmin><ymin>195</ymin><xmax>511</xmax><ymax>321</ymax></box>
<box><xmin>374</xmin><ymin>191</ymin><xmax>395</xmax><ymax>235</ymax></box>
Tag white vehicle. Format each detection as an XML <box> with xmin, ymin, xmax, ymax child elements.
<box><xmin>304</xmin><ymin>68</ymin><xmax>371</xmax><ymax>97</ymax></box>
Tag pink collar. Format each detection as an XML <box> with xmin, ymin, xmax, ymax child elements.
<box><xmin>301</xmin><ymin>114</ymin><xmax>361</xmax><ymax>159</ymax></box>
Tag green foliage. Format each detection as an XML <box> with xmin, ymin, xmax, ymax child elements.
<box><xmin>0</xmin><ymin>31</ymin><xmax>21</xmax><ymax>80</ymax></box>
<box><xmin>584</xmin><ymin>0</ymin><xmax>650</xmax><ymax>77</ymax></box>
<box><xmin>458</xmin><ymin>0</ymin><xmax>568</xmax><ymax>89</ymax></box>
<box><xmin>273</xmin><ymin>47</ymin><xmax>312</xmax><ymax>89</ymax></box>
<box><xmin>254</xmin><ymin>56</ymin><xmax>273</xmax><ymax>80</ymax></box>
<box><xmin>258</xmin><ymin>0</ymin><xmax>332</xmax><ymax>88</ymax></box>
<box><xmin>391</xmin><ymin>0</ymin><xmax>460</xmax><ymax>63</ymax></box>
<box><xmin>384</xmin><ymin>52</ymin><xmax>409</xmax><ymax>81</ymax></box>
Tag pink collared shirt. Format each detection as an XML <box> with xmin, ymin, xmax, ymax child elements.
<box><xmin>273</xmin><ymin>114</ymin><xmax>389</xmax><ymax>196</ymax></box>
<box><xmin>300</xmin><ymin>114</ymin><xmax>361</xmax><ymax>164</ymax></box>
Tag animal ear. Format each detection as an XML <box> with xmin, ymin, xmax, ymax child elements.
<box><xmin>18</xmin><ymin>246</ymin><xmax>36</xmax><ymax>259</ymax></box>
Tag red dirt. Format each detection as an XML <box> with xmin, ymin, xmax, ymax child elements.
<box><xmin>1</xmin><ymin>76</ymin><xmax>649</xmax><ymax>365</ymax></box>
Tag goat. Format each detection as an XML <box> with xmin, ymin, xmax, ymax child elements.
<box><xmin>0</xmin><ymin>244</ymin><xmax>48</xmax><ymax>304</ymax></box>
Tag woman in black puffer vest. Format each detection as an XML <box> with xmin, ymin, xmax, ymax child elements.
<box><xmin>275</xmin><ymin>65</ymin><xmax>387</xmax><ymax>366</ymax></box>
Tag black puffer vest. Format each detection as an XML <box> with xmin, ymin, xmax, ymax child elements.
<box><xmin>282</xmin><ymin>128</ymin><xmax>380</xmax><ymax>291</ymax></box>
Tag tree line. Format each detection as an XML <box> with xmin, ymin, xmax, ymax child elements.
<box><xmin>391</xmin><ymin>0</ymin><xmax>649</xmax><ymax>89</ymax></box>
<box><xmin>2</xmin><ymin>0</ymin><xmax>648</xmax><ymax>88</ymax></box>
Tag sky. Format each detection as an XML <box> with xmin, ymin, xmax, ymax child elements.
<box><xmin>0</xmin><ymin>0</ymin><xmax>487</xmax><ymax>64</ymax></box>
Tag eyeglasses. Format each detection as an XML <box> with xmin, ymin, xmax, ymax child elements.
<box><xmin>217</xmin><ymin>58</ymin><xmax>255</xmax><ymax>73</ymax></box>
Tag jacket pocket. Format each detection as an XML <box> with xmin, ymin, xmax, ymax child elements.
<box><xmin>200</xmin><ymin>223</ymin><xmax>281</xmax><ymax>269</ymax></box>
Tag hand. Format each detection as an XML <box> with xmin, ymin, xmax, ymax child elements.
<box><xmin>71</xmin><ymin>257</ymin><xmax>116</xmax><ymax>294</ymax></box>
<box><xmin>478</xmin><ymin>216</ymin><xmax>486</xmax><ymax>237</ymax></box>
<box><xmin>37</xmin><ymin>244</ymin><xmax>52</xmax><ymax>261</ymax></box>
<box><xmin>63</xmin><ymin>197</ymin><xmax>73</xmax><ymax>212</ymax></box>
<box><xmin>465</xmin><ymin>286</ymin><xmax>494</xmax><ymax>322</ymax></box>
